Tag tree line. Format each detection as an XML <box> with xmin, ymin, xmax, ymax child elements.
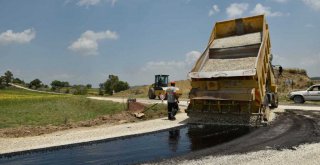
<box><xmin>0</xmin><ymin>70</ymin><xmax>130</xmax><ymax>95</ymax></box>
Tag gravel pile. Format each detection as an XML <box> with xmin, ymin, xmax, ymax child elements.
<box><xmin>212</xmin><ymin>32</ymin><xmax>262</xmax><ymax>49</ymax></box>
<box><xmin>200</xmin><ymin>57</ymin><xmax>256</xmax><ymax>72</ymax></box>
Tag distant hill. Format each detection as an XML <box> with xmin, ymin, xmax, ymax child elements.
<box><xmin>311</xmin><ymin>77</ymin><xmax>320</xmax><ymax>80</ymax></box>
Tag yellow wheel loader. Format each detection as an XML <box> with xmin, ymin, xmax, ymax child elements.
<box><xmin>148</xmin><ymin>75</ymin><xmax>182</xmax><ymax>99</ymax></box>
<box><xmin>148</xmin><ymin>75</ymin><xmax>169</xmax><ymax>99</ymax></box>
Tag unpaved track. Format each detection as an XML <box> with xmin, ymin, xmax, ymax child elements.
<box><xmin>151</xmin><ymin>108</ymin><xmax>320</xmax><ymax>165</ymax></box>
<box><xmin>87</xmin><ymin>96</ymin><xmax>189</xmax><ymax>107</ymax></box>
<box><xmin>87</xmin><ymin>96</ymin><xmax>188</xmax><ymax>107</ymax></box>
<box><xmin>8</xmin><ymin>83</ymin><xmax>65</xmax><ymax>95</ymax></box>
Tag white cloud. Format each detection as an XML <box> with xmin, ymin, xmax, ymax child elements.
<box><xmin>185</xmin><ymin>51</ymin><xmax>201</xmax><ymax>65</ymax></box>
<box><xmin>142</xmin><ymin>61</ymin><xmax>186</xmax><ymax>72</ymax></box>
<box><xmin>226</xmin><ymin>3</ymin><xmax>249</xmax><ymax>18</ymax></box>
<box><xmin>139</xmin><ymin>51</ymin><xmax>201</xmax><ymax>82</ymax></box>
<box><xmin>77</xmin><ymin>0</ymin><xmax>101</xmax><ymax>6</ymax></box>
<box><xmin>142</xmin><ymin>51</ymin><xmax>201</xmax><ymax>71</ymax></box>
<box><xmin>0</xmin><ymin>28</ymin><xmax>35</xmax><ymax>45</ymax></box>
<box><xmin>251</xmin><ymin>3</ymin><xmax>284</xmax><ymax>17</ymax></box>
<box><xmin>50</xmin><ymin>73</ymin><xmax>75</xmax><ymax>80</ymax></box>
<box><xmin>302</xmin><ymin>0</ymin><xmax>320</xmax><ymax>11</ymax></box>
<box><xmin>110</xmin><ymin>0</ymin><xmax>117</xmax><ymax>6</ymax></box>
<box><xmin>209</xmin><ymin>5</ymin><xmax>220</xmax><ymax>16</ymax></box>
<box><xmin>299</xmin><ymin>53</ymin><xmax>320</xmax><ymax>76</ymax></box>
<box><xmin>272</xmin><ymin>0</ymin><xmax>289</xmax><ymax>3</ymax></box>
<box><xmin>305</xmin><ymin>24</ymin><xmax>315</xmax><ymax>28</ymax></box>
<box><xmin>273</xmin><ymin>52</ymin><xmax>320</xmax><ymax>77</ymax></box>
<box><xmin>68</xmin><ymin>30</ymin><xmax>118</xmax><ymax>56</ymax></box>
<box><xmin>75</xmin><ymin>0</ymin><xmax>117</xmax><ymax>7</ymax></box>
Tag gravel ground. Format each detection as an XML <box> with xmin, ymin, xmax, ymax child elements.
<box><xmin>212</xmin><ymin>32</ymin><xmax>261</xmax><ymax>49</ymax></box>
<box><xmin>200</xmin><ymin>57</ymin><xmax>257</xmax><ymax>72</ymax></box>
<box><xmin>174</xmin><ymin>143</ymin><xmax>320</xmax><ymax>165</ymax></box>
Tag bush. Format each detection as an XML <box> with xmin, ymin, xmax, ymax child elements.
<box><xmin>0</xmin><ymin>76</ymin><xmax>6</xmax><ymax>89</ymax></box>
<box><xmin>51</xmin><ymin>80</ymin><xmax>70</xmax><ymax>91</ymax></box>
<box><xmin>72</xmin><ymin>85</ymin><xmax>88</xmax><ymax>95</ymax></box>
<box><xmin>29</xmin><ymin>79</ymin><xmax>42</xmax><ymax>89</ymax></box>
<box><xmin>86</xmin><ymin>84</ymin><xmax>92</xmax><ymax>89</ymax></box>
<box><xmin>286</xmin><ymin>68</ymin><xmax>307</xmax><ymax>75</ymax></box>
<box><xmin>306</xmin><ymin>81</ymin><xmax>314</xmax><ymax>87</ymax></box>
<box><xmin>12</xmin><ymin>78</ymin><xmax>25</xmax><ymax>85</ymax></box>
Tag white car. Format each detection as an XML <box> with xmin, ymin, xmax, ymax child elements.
<box><xmin>288</xmin><ymin>84</ymin><xmax>320</xmax><ymax>103</ymax></box>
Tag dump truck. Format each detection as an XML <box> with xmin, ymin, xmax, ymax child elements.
<box><xmin>186</xmin><ymin>15</ymin><xmax>278</xmax><ymax>126</ymax></box>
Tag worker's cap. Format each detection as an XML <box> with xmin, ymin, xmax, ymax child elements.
<box><xmin>170</xmin><ymin>81</ymin><xmax>175</xmax><ymax>84</ymax></box>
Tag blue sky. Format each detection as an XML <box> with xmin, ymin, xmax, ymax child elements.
<box><xmin>0</xmin><ymin>0</ymin><xmax>319</xmax><ymax>86</ymax></box>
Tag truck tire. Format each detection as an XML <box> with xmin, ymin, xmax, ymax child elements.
<box><xmin>148</xmin><ymin>88</ymin><xmax>156</xmax><ymax>99</ymax></box>
<box><xmin>270</xmin><ymin>95</ymin><xmax>278</xmax><ymax>108</ymax></box>
<box><xmin>293</xmin><ymin>95</ymin><xmax>304</xmax><ymax>104</ymax></box>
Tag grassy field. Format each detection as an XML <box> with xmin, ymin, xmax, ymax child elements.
<box><xmin>0</xmin><ymin>87</ymin><xmax>126</xmax><ymax>129</ymax></box>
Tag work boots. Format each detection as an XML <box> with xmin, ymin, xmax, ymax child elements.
<box><xmin>168</xmin><ymin>112</ymin><xmax>176</xmax><ymax>121</ymax></box>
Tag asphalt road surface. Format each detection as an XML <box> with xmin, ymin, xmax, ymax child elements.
<box><xmin>152</xmin><ymin>108</ymin><xmax>320</xmax><ymax>164</ymax></box>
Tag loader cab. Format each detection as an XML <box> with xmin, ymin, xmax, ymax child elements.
<box><xmin>154</xmin><ymin>75</ymin><xmax>169</xmax><ymax>89</ymax></box>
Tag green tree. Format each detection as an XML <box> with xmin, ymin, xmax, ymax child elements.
<box><xmin>114</xmin><ymin>81</ymin><xmax>129</xmax><ymax>92</ymax></box>
<box><xmin>12</xmin><ymin>78</ymin><xmax>25</xmax><ymax>84</ymax></box>
<box><xmin>86</xmin><ymin>84</ymin><xmax>92</xmax><ymax>89</ymax></box>
<box><xmin>29</xmin><ymin>79</ymin><xmax>42</xmax><ymax>89</ymax></box>
<box><xmin>51</xmin><ymin>80</ymin><xmax>62</xmax><ymax>91</ymax></box>
<box><xmin>51</xmin><ymin>80</ymin><xmax>70</xmax><ymax>91</ymax></box>
<box><xmin>4</xmin><ymin>70</ymin><xmax>13</xmax><ymax>85</ymax></box>
<box><xmin>62</xmin><ymin>81</ymin><xmax>70</xmax><ymax>87</ymax></box>
<box><xmin>0</xmin><ymin>76</ymin><xmax>6</xmax><ymax>89</ymax></box>
<box><xmin>98</xmin><ymin>83</ymin><xmax>104</xmax><ymax>95</ymax></box>
<box><xmin>103</xmin><ymin>75</ymin><xmax>129</xmax><ymax>95</ymax></box>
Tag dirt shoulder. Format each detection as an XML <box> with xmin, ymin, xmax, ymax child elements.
<box><xmin>0</xmin><ymin>101</ymin><xmax>169</xmax><ymax>138</ymax></box>
<box><xmin>0</xmin><ymin>111</ymin><xmax>138</xmax><ymax>138</ymax></box>
<box><xmin>0</xmin><ymin>113</ymin><xmax>188</xmax><ymax>155</ymax></box>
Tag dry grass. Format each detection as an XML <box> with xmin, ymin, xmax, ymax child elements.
<box><xmin>286</xmin><ymin>68</ymin><xmax>307</xmax><ymax>75</ymax></box>
<box><xmin>112</xmin><ymin>85</ymin><xmax>150</xmax><ymax>98</ymax></box>
<box><xmin>175</xmin><ymin>80</ymin><xmax>191</xmax><ymax>99</ymax></box>
<box><xmin>277</xmin><ymin>68</ymin><xmax>311</xmax><ymax>93</ymax></box>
